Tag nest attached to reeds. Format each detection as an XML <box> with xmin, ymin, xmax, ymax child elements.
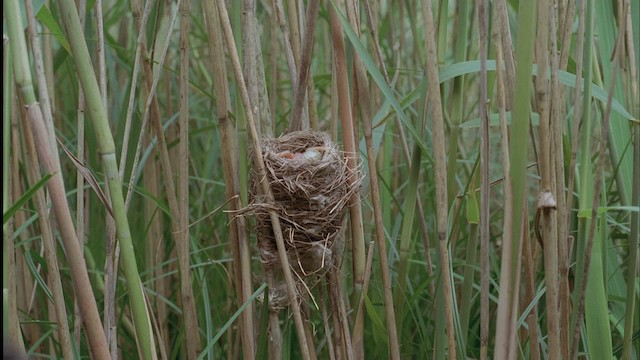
<box><xmin>242</xmin><ymin>130</ymin><xmax>361</xmax><ymax>310</ymax></box>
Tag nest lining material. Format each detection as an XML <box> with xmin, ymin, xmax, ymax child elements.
<box><xmin>242</xmin><ymin>130</ymin><xmax>361</xmax><ymax>309</ymax></box>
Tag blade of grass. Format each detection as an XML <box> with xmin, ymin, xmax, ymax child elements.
<box><xmin>584</xmin><ymin>183</ymin><xmax>614</xmax><ymax>359</ymax></box>
<box><xmin>198</xmin><ymin>283</ymin><xmax>267</xmax><ymax>359</ymax></box>
<box><xmin>3</xmin><ymin>174</ymin><xmax>53</xmax><ymax>225</ymax></box>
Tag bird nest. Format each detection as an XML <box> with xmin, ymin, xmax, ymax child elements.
<box><xmin>242</xmin><ymin>130</ymin><xmax>361</xmax><ymax>309</ymax></box>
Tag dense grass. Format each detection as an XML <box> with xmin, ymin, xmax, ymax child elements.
<box><xmin>3</xmin><ymin>0</ymin><xmax>639</xmax><ymax>359</ymax></box>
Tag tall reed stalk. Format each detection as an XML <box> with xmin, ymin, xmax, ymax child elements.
<box><xmin>5</xmin><ymin>1</ymin><xmax>112</xmax><ymax>358</ymax></box>
<box><xmin>56</xmin><ymin>0</ymin><xmax>156</xmax><ymax>357</ymax></box>
<box><xmin>421</xmin><ymin>0</ymin><xmax>457</xmax><ymax>357</ymax></box>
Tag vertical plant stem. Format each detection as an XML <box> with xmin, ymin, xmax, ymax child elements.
<box><xmin>328</xmin><ymin>3</ymin><xmax>366</xmax><ymax>352</ymax></box>
<box><xmin>24</xmin><ymin>1</ymin><xmax>58</xmax><ymax>165</ymax></box>
<box><xmin>394</xmin><ymin>142</ymin><xmax>421</xmax><ymax>331</ymax></box>
<box><xmin>329</xmin><ymin>268</ymin><xmax>355</xmax><ymax>360</ymax></box>
<box><xmin>342</xmin><ymin>1</ymin><xmax>378</xmax><ymax>356</ymax></box>
<box><xmin>569</xmin><ymin>0</ymin><xmax>594</xmax><ymax>355</ymax></box>
<box><xmin>535</xmin><ymin>1</ymin><xmax>561</xmax><ymax>359</ymax></box>
<box><xmin>285</xmin><ymin>0</ymin><xmax>302</xmax><ymax>65</ymax></box>
<box><xmin>495</xmin><ymin>0</ymin><xmax>516</xmax><ymax>108</ymax></box>
<box><xmin>548</xmin><ymin>1</ymin><xmax>572</xmax><ymax>356</ymax></box>
<box><xmin>521</xmin><ymin>213</ymin><xmax>541</xmax><ymax>360</ymax></box>
<box><xmin>21</xmin><ymin>108</ymin><xmax>74</xmax><ymax>360</ymax></box>
<box><xmin>446</xmin><ymin>0</ymin><xmax>471</xmax><ymax>204</ymax></box>
<box><xmin>363</xmin><ymin>102</ymin><xmax>400</xmax><ymax>360</ymax></box>
<box><xmin>243</xmin><ymin>0</ymin><xmax>272</xmax><ymax>137</ymax></box>
<box><xmin>74</xmin><ymin>0</ymin><xmax>89</xmax><ymax>350</ymax></box>
<box><xmin>623</xmin><ymin>5</ymin><xmax>640</xmax><ymax>359</ymax></box>
<box><xmin>319</xmin><ymin>293</ymin><xmax>336</xmax><ymax>360</ymax></box>
<box><xmin>479</xmin><ymin>1</ymin><xmax>491</xmax><ymax>358</ymax></box>
<box><xmin>494</xmin><ymin>0</ymin><xmax>536</xmax><ymax>357</ymax></box>
<box><xmin>4</xmin><ymin>40</ymin><xmax>25</xmax><ymax>354</ymax></box>
<box><xmin>204</xmin><ymin>0</ymin><xmax>256</xmax><ymax>358</ymax></box>
<box><xmin>563</xmin><ymin>10</ymin><xmax>588</xmax><ymax>357</ymax></box>
<box><xmin>421</xmin><ymin>0</ymin><xmax>457</xmax><ymax>358</ymax></box>
<box><xmin>623</xmin><ymin>120</ymin><xmax>639</xmax><ymax>360</ymax></box>
<box><xmin>215</xmin><ymin>0</ymin><xmax>313</xmax><ymax>358</ymax></box>
<box><xmin>289</xmin><ymin>0</ymin><xmax>319</xmax><ymax>132</ymax></box>
<box><xmin>55</xmin><ymin>0</ymin><xmax>158</xmax><ymax>357</ymax></box>
<box><xmin>24</xmin><ymin>1</ymin><xmax>75</xmax><ymax>356</ymax></box>
<box><xmin>363</xmin><ymin>1</ymin><xmax>436</xmax><ymax>298</ymax></box>
<box><xmin>272</xmin><ymin>0</ymin><xmax>300</xmax><ymax>92</ymax></box>
<box><xmin>5</xmin><ymin>0</ymin><xmax>112</xmax><ymax>357</ymax></box>
<box><xmin>571</xmin><ymin>3</ymin><xmax>626</xmax><ymax>356</ymax></box>
<box><xmin>179</xmin><ymin>0</ymin><xmax>202</xmax><ymax>358</ymax></box>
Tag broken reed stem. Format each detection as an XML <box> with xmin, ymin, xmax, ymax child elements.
<box><xmin>215</xmin><ymin>0</ymin><xmax>313</xmax><ymax>358</ymax></box>
<box><xmin>421</xmin><ymin>0</ymin><xmax>457</xmax><ymax>357</ymax></box>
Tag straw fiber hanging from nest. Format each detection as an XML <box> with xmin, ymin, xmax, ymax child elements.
<box><xmin>242</xmin><ymin>130</ymin><xmax>361</xmax><ymax>310</ymax></box>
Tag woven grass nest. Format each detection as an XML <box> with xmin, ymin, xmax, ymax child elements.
<box><xmin>243</xmin><ymin>130</ymin><xmax>360</xmax><ymax>309</ymax></box>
